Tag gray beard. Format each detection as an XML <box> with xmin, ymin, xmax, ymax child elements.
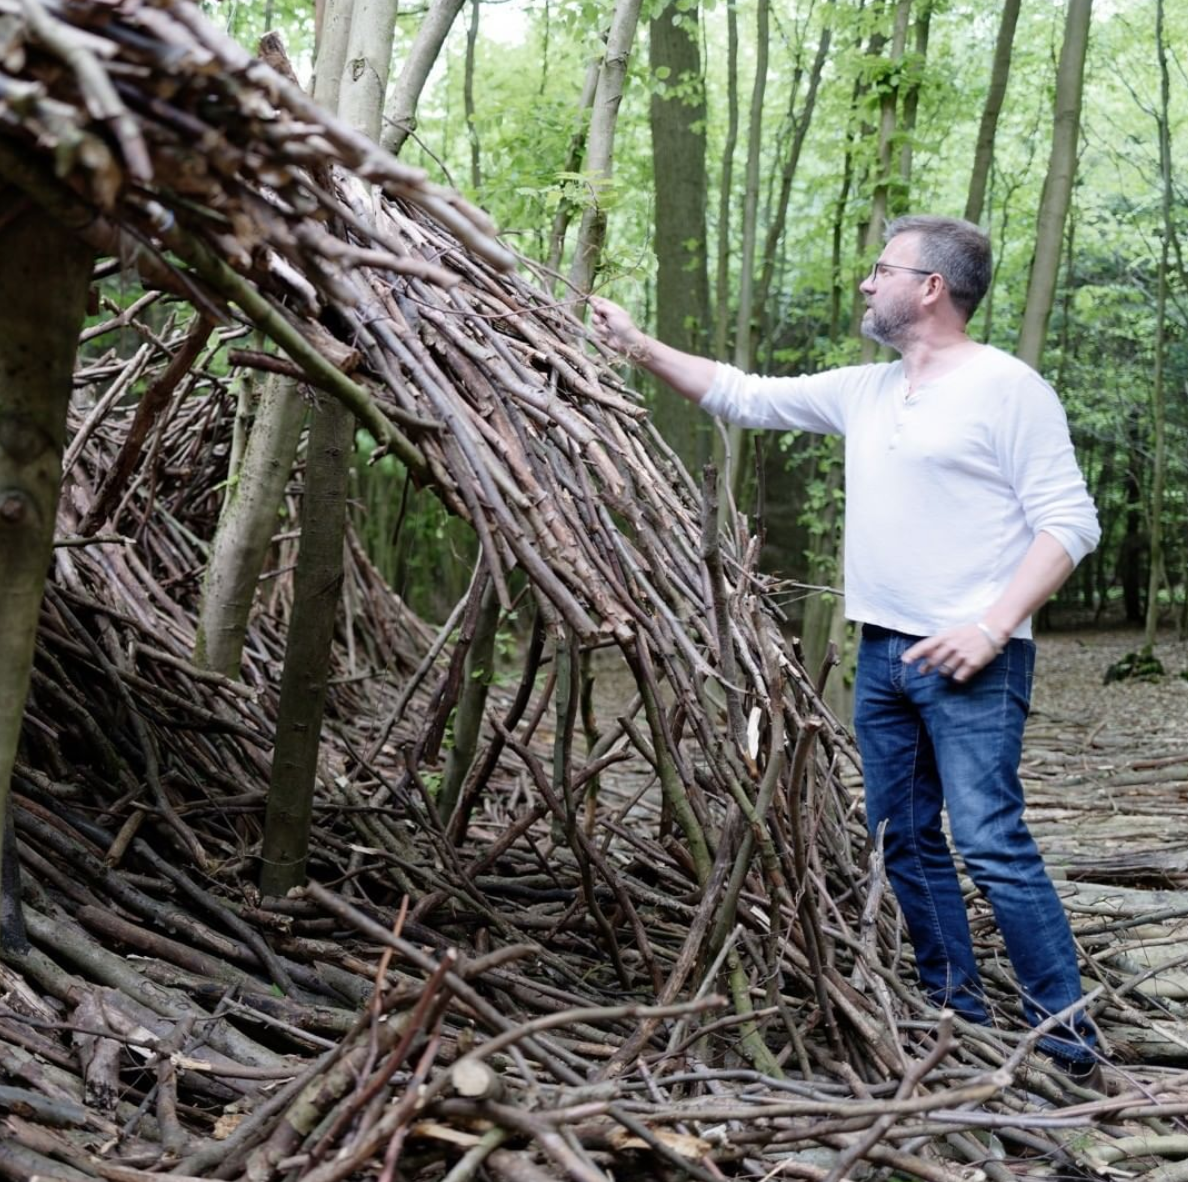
<box><xmin>861</xmin><ymin>305</ymin><xmax>913</xmax><ymax>351</ymax></box>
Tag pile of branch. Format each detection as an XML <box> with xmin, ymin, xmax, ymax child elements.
<box><xmin>3</xmin><ymin>1</ymin><xmax>1188</xmax><ymax>1179</ymax></box>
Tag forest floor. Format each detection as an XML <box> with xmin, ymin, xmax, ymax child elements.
<box><xmin>1025</xmin><ymin>624</ymin><xmax>1188</xmax><ymax>873</ymax></box>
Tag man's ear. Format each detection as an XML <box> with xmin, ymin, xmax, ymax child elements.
<box><xmin>921</xmin><ymin>274</ymin><xmax>946</xmax><ymax>307</ymax></box>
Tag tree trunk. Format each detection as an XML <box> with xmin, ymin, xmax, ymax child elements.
<box><xmin>0</xmin><ymin>194</ymin><xmax>92</xmax><ymax>936</ymax></box>
<box><xmin>712</xmin><ymin>0</ymin><xmax>739</xmax><ymax>361</ymax></box>
<box><xmin>649</xmin><ymin>2</ymin><xmax>711</xmax><ymax>470</ymax></box>
<box><xmin>260</xmin><ymin>391</ymin><xmax>354</xmax><ymax>896</ymax></box>
<box><xmin>807</xmin><ymin>3</ymin><xmax>910</xmax><ymax>718</ymax></box>
<box><xmin>717</xmin><ymin>0</ymin><xmax>769</xmax><ymax>503</ymax></box>
<box><xmin>194</xmin><ymin>374</ymin><xmax>308</xmax><ymax>677</ymax></box>
<box><xmin>1144</xmin><ymin>0</ymin><xmax>1170</xmax><ymax>650</ymax></box>
<box><xmin>545</xmin><ymin>56</ymin><xmax>600</xmax><ymax>281</ymax></box>
<box><xmin>464</xmin><ymin>0</ymin><xmax>482</xmax><ymax>191</ymax></box>
<box><xmin>1121</xmin><ymin>408</ymin><xmax>1145</xmax><ymax>625</ymax></box>
<box><xmin>337</xmin><ymin>0</ymin><xmax>399</xmax><ymax>143</ymax></box>
<box><xmin>568</xmin><ymin>0</ymin><xmax>643</xmax><ymax>295</ymax></box>
<box><xmin>731</xmin><ymin>0</ymin><xmax>769</xmax><ymax>374</ymax></box>
<box><xmin>964</xmin><ymin>0</ymin><xmax>1021</xmax><ymax>226</ymax></box>
<box><xmin>194</xmin><ymin>27</ymin><xmax>348</xmax><ymax>680</ymax></box>
<box><xmin>1016</xmin><ymin>0</ymin><xmax>1091</xmax><ymax>371</ymax></box>
<box><xmin>383</xmin><ymin>0</ymin><xmax>468</xmax><ymax>155</ymax></box>
<box><xmin>260</xmin><ymin>0</ymin><xmax>395</xmax><ymax>896</ymax></box>
<box><xmin>866</xmin><ymin>0</ymin><xmax>912</xmax><ymax>254</ymax></box>
<box><xmin>895</xmin><ymin>1</ymin><xmax>931</xmax><ymax>209</ymax></box>
<box><xmin>438</xmin><ymin>577</ymin><xmax>499</xmax><ymax>823</ymax></box>
<box><xmin>311</xmin><ymin>0</ymin><xmax>357</xmax><ymax>116</ymax></box>
<box><xmin>753</xmin><ymin>5</ymin><xmax>833</xmax><ymax>331</ymax></box>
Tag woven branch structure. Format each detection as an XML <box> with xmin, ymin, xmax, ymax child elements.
<box><xmin>0</xmin><ymin>2</ymin><xmax>1184</xmax><ymax>1180</ymax></box>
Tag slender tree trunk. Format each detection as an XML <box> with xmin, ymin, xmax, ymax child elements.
<box><xmin>260</xmin><ymin>392</ymin><xmax>354</xmax><ymax>895</ymax></box>
<box><xmin>546</xmin><ymin>56</ymin><xmax>600</xmax><ymax>281</ymax></box>
<box><xmin>261</xmin><ymin>0</ymin><xmax>396</xmax><ymax>896</ymax></box>
<box><xmin>464</xmin><ymin>0</ymin><xmax>482</xmax><ymax>191</ymax></box>
<box><xmin>0</xmin><ymin>194</ymin><xmax>92</xmax><ymax>936</ymax></box>
<box><xmin>194</xmin><ymin>31</ymin><xmax>343</xmax><ymax>677</ymax></box>
<box><xmin>568</xmin><ymin>0</ymin><xmax>643</xmax><ymax>295</ymax></box>
<box><xmin>1121</xmin><ymin>408</ymin><xmax>1145</xmax><ymax>625</ymax></box>
<box><xmin>337</xmin><ymin>0</ymin><xmax>399</xmax><ymax>141</ymax></box>
<box><xmin>438</xmin><ymin>578</ymin><xmax>499</xmax><ymax>822</ymax></box>
<box><xmin>753</xmin><ymin>5</ymin><xmax>833</xmax><ymax>326</ymax></box>
<box><xmin>964</xmin><ymin>0</ymin><xmax>1021</xmax><ymax>225</ymax></box>
<box><xmin>383</xmin><ymin>0</ymin><xmax>468</xmax><ymax>154</ymax></box>
<box><xmin>712</xmin><ymin>0</ymin><xmax>739</xmax><ymax>361</ymax></box>
<box><xmin>1144</xmin><ymin>0</ymin><xmax>1170</xmax><ymax>650</ymax></box>
<box><xmin>1017</xmin><ymin>0</ymin><xmax>1091</xmax><ymax>370</ymax></box>
<box><xmin>311</xmin><ymin>0</ymin><xmax>357</xmax><ymax>115</ymax></box>
<box><xmin>866</xmin><ymin>0</ymin><xmax>912</xmax><ymax>257</ymax></box>
<box><xmin>194</xmin><ymin>375</ymin><xmax>308</xmax><ymax>676</ymax></box>
<box><xmin>731</xmin><ymin>0</ymin><xmax>768</xmax><ymax>373</ymax></box>
<box><xmin>717</xmin><ymin>0</ymin><xmax>769</xmax><ymax>502</ymax></box>
<box><xmin>895</xmin><ymin>1</ymin><xmax>931</xmax><ymax>209</ymax></box>
<box><xmin>808</xmin><ymin>6</ymin><xmax>909</xmax><ymax>716</ymax></box>
<box><xmin>649</xmin><ymin>2</ymin><xmax>710</xmax><ymax>469</ymax></box>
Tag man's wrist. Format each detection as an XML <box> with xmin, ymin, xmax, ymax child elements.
<box><xmin>620</xmin><ymin>329</ymin><xmax>654</xmax><ymax>366</ymax></box>
<box><xmin>975</xmin><ymin>620</ymin><xmax>1008</xmax><ymax>652</ymax></box>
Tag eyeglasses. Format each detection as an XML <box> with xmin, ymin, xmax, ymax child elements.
<box><xmin>867</xmin><ymin>262</ymin><xmax>936</xmax><ymax>283</ymax></box>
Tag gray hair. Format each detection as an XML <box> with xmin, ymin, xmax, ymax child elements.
<box><xmin>884</xmin><ymin>215</ymin><xmax>992</xmax><ymax>322</ymax></box>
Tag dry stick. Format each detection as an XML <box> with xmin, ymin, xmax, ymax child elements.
<box><xmin>62</xmin><ymin>343</ymin><xmax>155</xmax><ymax>476</ymax></box>
<box><xmin>304</xmin><ymin>882</ymin><xmax>570</xmax><ymax>1086</ymax></box>
<box><xmin>421</xmin><ymin>562</ymin><xmax>493</xmax><ymax>761</ymax></box>
<box><xmin>700</xmin><ymin>465</ymin><xmax>748</xmax><ymax>750</ymax></box>
<box><xmin>42</xmin><ymin>587</ymin><xmax>205</xmax><ymax>868</ymax></box>
<box><xmin>307</xmin><ymin>952</ymin><xmax>457</xmax><ymax>1167</ymax></box>
<box><xmin>376</xmin><ymin>1029</ymin><xmax>449</xmax><ymax>1182</ymax></box>
<box><xmin>547</xmin><ymin>626</ymin><xmax>630</xmax><ymax>989</ymax></box>
<box><xmin>626</xmin><ymin>636</ymin><xmax>714</xmax><ymax>880</ymax></box>
<box><xmin>132</xmin><ymin>840</ymin><xmax>297</xmax><ymax>997</ymax></box>
<box><xmin>357</xmin><ymin>583</ymin><xmax>471</xmax><ymax>784</ymax></box>
<box><xmin>783</xmin><ymin>718</ymin><xmax>846</xmax><ymax>1063</ymax></box>
<box><xmin>17</xmin><ymin>0</ymin><xmax>152</xmax><ymax>180</ymax></box>
<box><xmin>441</xmin><ymin>1127</ymin><xmax>510</xmax><ymax>1182</ymax></box>
<box><xmin>160</xmin><ymin>226</ymin><xmax>431</xmax><ymax>479</ymax></box>
<box><xmin>79</xmin><ymin>314</ymin><xmax>214</xmax><ymax>535</ymax></box>
<box><xmin>435</xmin><ymin>1098</ymin><xmax>611</xmax><ymax>1182</ymax></box>
<box><xmin>497</xmin><ymin>723</ymin><xmax>661</xmax><ymax>994</ymax></box>
<box><xmin>447</xmin><ymin>608</ymin><xmax>547</xmax><ymax>846</ymax></box>
<box><xmin>412</xmin><ymin>802</ymin><xmax>551</xmax><ymax>926</ymax></box>
<box><xmin>822</xmin><ymin>1015</ymin><xmax>959</xmax><ymax>1182</ymax></box>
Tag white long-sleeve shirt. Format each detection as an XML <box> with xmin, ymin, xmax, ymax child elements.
<box><xmin>702</xmin><ymin>346</ymin><xmax>1100</xmax><ymax>638</ymax></box>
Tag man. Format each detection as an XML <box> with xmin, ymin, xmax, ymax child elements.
<box><xmin>590</xmin><ymin>214</ymin><xmax>1103</xmax><ymax>1082</ymax></box>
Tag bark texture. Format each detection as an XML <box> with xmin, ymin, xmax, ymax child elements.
<box><xmin>649</xmin><ymin>3</ymin><xmax>710</xmax><ymax>469</ymax></box>
<box><xmin>568</xmin><ymin>0</ymin><xmax>643</xmax><ymax>295</ymax></box>
<box><xmin>194</xmin><ymin>374</ymin><xmax>307</xmax><ymax>677</ymax></box>
<box><xmin>964</xmin><ymin>0</ymin><xmax>1021</xmax><ymax>226</ymax></box>
<box><xmin>1017</xmin><ymin>0</ymin><xmax>1091</xmax><ymax>370</ymax></box>
<box><xmin>0</xmin><ymin>194</ymin><xmax>92</xmax><ymax>918</ymax></box>
<box><xmin>382</xmin><ymin>0</ymin><xmax>468</xmax><ymax>155</ymax></box>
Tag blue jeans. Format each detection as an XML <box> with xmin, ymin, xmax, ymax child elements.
<box><xmin>854</xmin><ymin>624</ymin><xmax>1096</xmax><ymax>1063</ymax></box>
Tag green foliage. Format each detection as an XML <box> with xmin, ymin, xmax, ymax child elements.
<box><xmin>350</xmin><ymin>430</ymin><xmax>477</xmax><ymax>623</ymax></box>
<box><xmin>210</xmin><ymin>0</ymin><xmax>1188</xmax><ymax>624</ymax></box>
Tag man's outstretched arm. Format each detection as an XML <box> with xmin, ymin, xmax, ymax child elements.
<box><xmin>589</xmin><ymin>297</ymin><xmax>717</xmax><ymax>404</ymax></box>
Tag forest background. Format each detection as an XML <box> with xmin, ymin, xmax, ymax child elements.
<box><xmin>205</xmin><ymin>0</ymin><xmax>1184</xmax><ymax>676</ymax></box>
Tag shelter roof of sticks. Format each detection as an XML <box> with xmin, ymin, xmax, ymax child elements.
<box><xmin>2</xmin><ymin>1</ymin><xmax>1185</xmax><ymax>1179</ymax></box>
